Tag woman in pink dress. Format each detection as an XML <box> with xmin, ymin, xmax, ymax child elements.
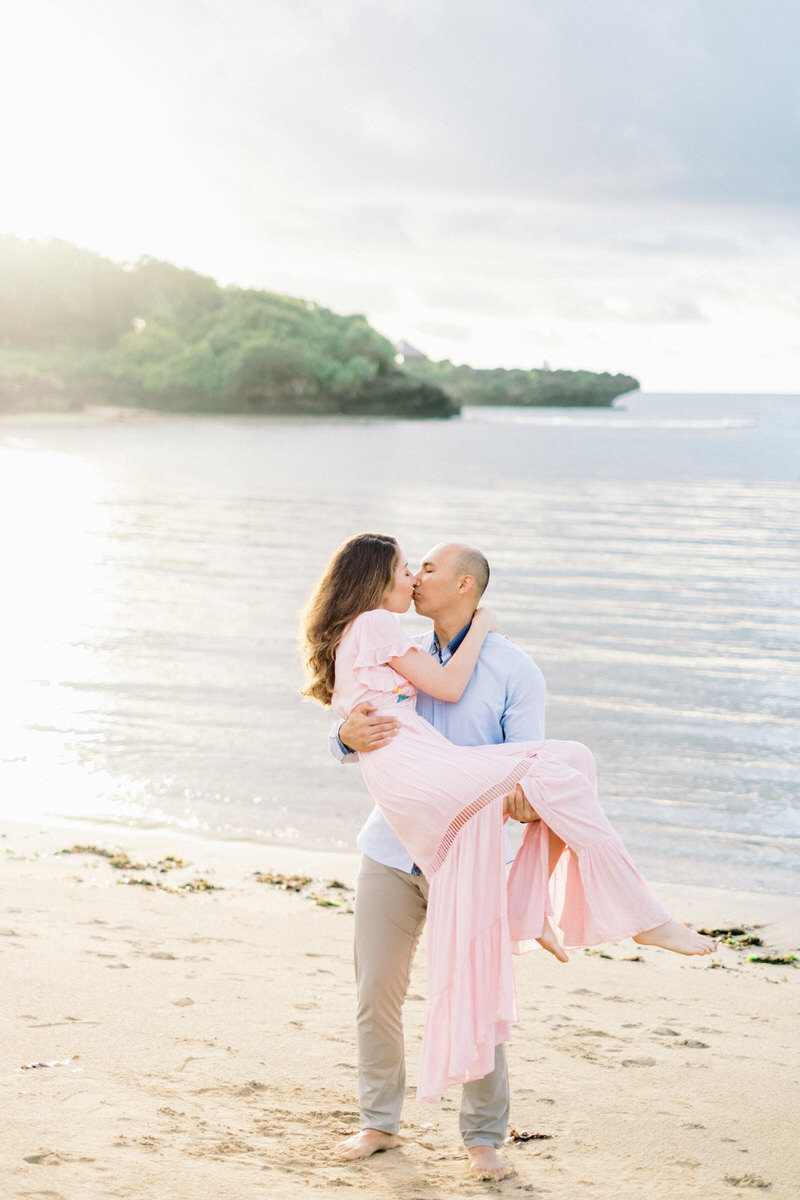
<box><xmin>300</xmin><ymin>533</ymin><xmax>716</xmax><ymax>1103</ymax></box>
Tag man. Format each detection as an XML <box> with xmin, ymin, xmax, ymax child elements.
<box><xmin>330</xmin><ymin>542</ymin><xmax>545</xmax><ymax>1181</ymax></box>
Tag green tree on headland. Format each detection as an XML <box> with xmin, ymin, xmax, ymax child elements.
<box><xmin>0</xmin><ymin>236</ymin><xmax>637</xmax><ymax>416</ymax></box>
<box><xmin>0</xmin><ymin>237</ymin><xmax>455</xmax><ymax>417</ymax></box>
<box><xmin>0</xmin><ymin>236</ymin><xmax>136</xmax><ymax>348</ymax></box>
<box><xmin>400</xmin><ymin>357</ymin><xmax>639</xmax><ymax>408</ymax></box>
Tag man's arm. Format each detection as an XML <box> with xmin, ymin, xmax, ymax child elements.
<box><xmin>501</xmin><ymin>654</ymin><xmax>546</xmax><ymax>743</ymax></box>
<box><xmin>501</xmin><ymin>652</ymin><xmax>547</xmax><ymax>821</ymax></box>
<box><xmin>328</xmin><ymin>704</ymin><xmax>400</xmax><ymax>763</ymax></box>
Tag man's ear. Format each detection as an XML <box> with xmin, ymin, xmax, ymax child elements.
<box><xmin>457</xmin><ymin>574</ymin><xmax>474</xmax><ymax>595</ymax></box>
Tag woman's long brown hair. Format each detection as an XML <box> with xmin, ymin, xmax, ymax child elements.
<box><xmin>299</xmin><ymin>533</ymin><xmax>399</xmax><ymax>706</ymax></box>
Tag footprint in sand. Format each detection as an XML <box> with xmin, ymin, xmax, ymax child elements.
<box><xmin>650</xmin><ymin>1027</ymin><xmax>709</xmax><ymax>1049</ymax></box>
<box><xmin>234</xmin><ymin>1081</ymin><xmax>268</xmax><ymax>1096</ymax></box>
<box><xmin>24</xmin><ymin>1151</ymin><xmax>96</xmax><ymax>1166</ymax></box>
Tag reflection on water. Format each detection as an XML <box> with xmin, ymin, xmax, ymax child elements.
<box><xmin>0</xmin><ymin>445</ymin><xmax>116</xmax><ymax>819</ymax></box>
<box><xmin>1</xmin><ymin>394</ymin><xmax>798</xmax><ymax>894</ymax></box>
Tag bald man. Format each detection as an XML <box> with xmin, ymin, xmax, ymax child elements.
<box><xmin>329</xmin><ymin>543</ymin><xmax>546</xmax><ymax>1181</ymax></box>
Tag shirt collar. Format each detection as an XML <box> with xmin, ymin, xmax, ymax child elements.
<box><xmin>432</xmin><ymin>619</ymin><xmax>473</xmax><ymax>659</ymax></box>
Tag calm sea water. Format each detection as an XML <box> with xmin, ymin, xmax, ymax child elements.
<box><xmin>1</xmin><ymin>393</ymin><xmax>798</xmax><ymax>894</ymax></box>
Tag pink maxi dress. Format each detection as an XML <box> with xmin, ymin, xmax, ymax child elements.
<box><xmin>332</xmin><ymin>609</ymin><xmax>669</xmax><ymax>1103</ymax></box>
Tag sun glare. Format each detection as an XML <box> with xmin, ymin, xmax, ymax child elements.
<box><xmin>0</xmin><ymin>437</ymin><xmax>113</xmax><ymax>821</ymax></box>
<box><xmin>0</xmin><ymin>7</ymin><xmax>192</xmax><ymax>262</ymax></box>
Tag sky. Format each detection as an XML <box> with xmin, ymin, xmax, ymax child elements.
<box><xmin>2</xmin><ymin>0</ymin><xmax>799</xmax><ymax>392</ymax></box>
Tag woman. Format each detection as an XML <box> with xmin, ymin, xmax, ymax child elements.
<box><xmin>300</xmin><ymin>533</ymin><xmax>716</xmax><ymax>1102</ymax></box>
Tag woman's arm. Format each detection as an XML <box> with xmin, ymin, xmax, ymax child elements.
<box><xmin>388</xmin><ymin>608</ymin><xmax>497</xmax><ymax>702</ymax></box>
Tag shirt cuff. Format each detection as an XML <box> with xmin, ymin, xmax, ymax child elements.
<box><xmin>328</xmin><ymin>723</ymin><xmax>358</xmax><ymax>763</ymax></box>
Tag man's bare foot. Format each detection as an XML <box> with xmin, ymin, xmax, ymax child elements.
<box><xmin>537</xmin><ymin>917</ymin><xmax>569</xmax><ymax>962</ymax></box>
<box><xmin>633</xmin><ymin>919</ymin><xmax>718</xmax><ymax>956</ymax></box>
<box><xmin>335</xmin><ymin>1128</ymin><xmax>400</xmax><ymax>1159</ymax></box>
<box><xmin>468</xmin><ymin>1145</ymin><xmax>515</xmax><ymax>1181</ymax></box>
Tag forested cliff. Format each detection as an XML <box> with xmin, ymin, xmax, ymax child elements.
<box><xmin>0</xmin><ymin>238</ymin><xmax>637</xmax><ymax>416</ymax></box>
<box><xmin>402</xmin><ymin>357</ymin><xmax>639</xmax><ymax>408</ymax></box>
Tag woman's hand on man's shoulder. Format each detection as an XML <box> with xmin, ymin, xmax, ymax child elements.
<box><xmin>474</xmin><ymin>606</ymin><xmax>499</xmax><ymax>633</ymax></box>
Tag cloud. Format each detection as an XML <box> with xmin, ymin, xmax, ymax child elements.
<box><xmin>3</xmin><ymin>0</ymin><xmax>799</xmax><ymax>388</ymax></box>
<box><xmin>612</xmin><ymin>230</ymin><xmax>746</xmax><ymax>259</ymax></box>
<box><xmin>412</xmin><ymin>319</ymin><xmax>475</xmax><ymax>347</ymax></box>
<box><xmin>599</xmin><ymin>295</ymin><xmax>707</xmax><ymax>325</ymax></box>
<box><xmin>76</xmin><ymin>0</ymin><xmax>800</xmax><ymax>211</ymax></box>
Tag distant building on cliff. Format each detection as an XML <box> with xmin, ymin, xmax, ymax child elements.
<box><xmin>395</xmin><ymin>340</ymin><xmax>428</xmax><ymax>365</ymax></box>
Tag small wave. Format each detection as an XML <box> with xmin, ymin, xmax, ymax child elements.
<box><xmin>460</xmin><ymin>408</ymin><xmax>756</xmax><ymax>430</ymax></box>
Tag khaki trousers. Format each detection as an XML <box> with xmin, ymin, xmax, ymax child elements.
<box><xmin>353</xmin><ymin>854</ymin><xmax>510</xmax><ymax>1147</ymax></box>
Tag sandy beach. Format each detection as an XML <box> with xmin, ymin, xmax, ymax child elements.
<box><xmin>2</xmin><ymin>817</ymin><xmax>798</xmax><ymax>1200</ymax></box>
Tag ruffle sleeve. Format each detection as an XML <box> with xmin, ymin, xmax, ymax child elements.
<box><xmin>351</xmin><ymin>609</ymin><xmax>418</xmax><ymax>690</ymax></box>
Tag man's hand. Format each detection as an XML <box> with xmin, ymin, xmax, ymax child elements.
<box><xmin>339</xmin><ymin>704</ymin><xmax>400</xmax><ymax>753</ymax></box>
<box><xmin>503</xmin><ymin>784</ymin><xmax>540</xmax><ymax>823</ymax></box>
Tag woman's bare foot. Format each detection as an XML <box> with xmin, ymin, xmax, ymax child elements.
<box><xmin>468</xmin><ymin>1145</ymin><xmax>515</xmax><ymax>1180</ymax></box>
<box><xmin>335</xmin><ymin>1128</ymin><xmax>400</xmax><ymax>1159</ymax></box>
<box><xmin>633</xmin><ymin>919</ymin><xmax>718</xmax><ymax>956</ymax></box>
<box><xmin>537</xmin><ymin>917</ymin><xmax>569</xmax><ymax>962</ymax></box>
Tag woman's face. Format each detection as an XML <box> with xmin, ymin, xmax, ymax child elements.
<box><xmin>381</xmin><ymin>549</ymin><xmax>415</xmax><ymax>613</ymax></box>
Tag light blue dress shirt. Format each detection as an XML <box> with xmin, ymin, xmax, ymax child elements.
<box><xmin>329</xmin><ymin>624</ymin><xmax>547</xmax><ymax>873</ymax></box>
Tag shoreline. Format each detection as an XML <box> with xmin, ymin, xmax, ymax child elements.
<box><xmin>11</xmin><ymin>807</ymin><xmax>800</xmax><ymax>903</ymax></box>
<box><xmin>3</xmin><ymin>816</ymin><xmax>798</xmax><ymax>1198</ymax></box>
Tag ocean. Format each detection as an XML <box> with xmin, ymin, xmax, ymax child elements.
<box><xmin>1</xmin><ymin>392</ymin><xmax>798</xmax><ymax>894</ymax></box>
